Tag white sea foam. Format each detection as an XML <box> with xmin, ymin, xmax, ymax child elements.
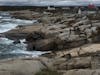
<box><xmin>0</xmin><ymin>23</ymin><xmax>18</xmax><ymax>33</ymax></box>
<box><xmin>10</xmin><ymin>50</ymin><xmax>48</xmax><ymax>57</ymax></box>
<box><xmin>0</xmin><ymin>37</ymin><xmax>14</xmax><ymax>44</ymax></box>
<box><xmin>0</xmin><ymin>38</ymin><xmax>47</xmax><ymax>57</ymax></box>
<box><xmin>0</xmin><ymin>18</ymin><xmax>36</xmax><ymax>33</ymax></box>
<box><xmin>0</xmin><ymin>12</ymin><xmax>46</xmax><ymax>58</ymax></box>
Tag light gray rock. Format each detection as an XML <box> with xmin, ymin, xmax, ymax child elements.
<box><xmin>0</xmin><ymin>58</ymin><xmax>50</xmax><ymax>75</ymax></box>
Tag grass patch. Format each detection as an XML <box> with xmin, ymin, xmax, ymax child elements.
<box><xmin>35</xmin><ymin>69</ymin><xmax>61</xmax><ymax>75</ymax></box>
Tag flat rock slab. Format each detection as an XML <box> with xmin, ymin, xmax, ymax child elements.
<box><xmin>0</xmin><ymin>58</ymin><xmax>46</xmax><ymax>75</ymax></box>
<box><xmin>56</xmin><ymin>44</ymin><xmax>100</xmax><ymax>58</ymax></box>
<box><xmin>4</xmin><ymin>24</ymin><xmax>43</xmax><ymax>40</ymax></box>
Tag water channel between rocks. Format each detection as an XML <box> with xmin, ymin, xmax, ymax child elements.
<box><xmin>0</xmin><ymin>12</ymin><xmax>47</xmax><ymax>59</ymax></box>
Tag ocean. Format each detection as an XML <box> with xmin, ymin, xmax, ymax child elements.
<box><xmin>0</xmin><ymin>12</ymin><xmax>47</xmax><ymax>59</ymax></box>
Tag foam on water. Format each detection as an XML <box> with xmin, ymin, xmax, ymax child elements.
<box><xmin>10</xmin><ymin>50</ymin><xmax>48</xmax><ymax>57</ymax></box>
<box><xmin>0</xmin><ymin>18</ymin><xmax>37</xmax><ymax>33</ymax></box>
<box><xmin>0</xmin><ymin>38</ymin><xmax>48</xmax><ymax>58</ymax></box>
<box><xmin>0</xmin><ymin>23</ymin><xmax>18</xmax><ymax>33</ymax></box>
<box><xmin>0</xmin><ymin>37</ymin><xmax>14</xmax><ymax>44</ymax></box>
<box><xmin>12</xmin><ymin>19</ymin><xmax>37</xmax><ymax>24</ymax></box>
<box><xmin>0</xmin><ymin>12</ymin><xmax>46</xmax><ymax>59</ymax></box>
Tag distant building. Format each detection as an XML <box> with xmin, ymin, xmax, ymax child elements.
<box><xmin>88</xmin><ymin>3</ymin><xmax>96</xmax><ymax>9</ymax></box>
<box><xmin>47</xmin><ymin>6</ymin><xmax>55</xmax><ymax>10</ymax></box>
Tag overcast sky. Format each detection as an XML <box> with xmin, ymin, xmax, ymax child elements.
<box><xmin>0</xmin><ymin>0</ymin><xmax>100</xmax><ymax>6</ymax></box>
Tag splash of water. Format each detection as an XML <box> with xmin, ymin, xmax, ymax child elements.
<box><xmin>0</xmin><ymin>12</ymin><xmax>47</xmax><ymax>59</ymax></box>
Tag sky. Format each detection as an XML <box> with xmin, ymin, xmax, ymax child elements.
<box><xmin>0</xmin><ymin>0</ymin><xmax>100</xmax><ymax>6</ymax></box>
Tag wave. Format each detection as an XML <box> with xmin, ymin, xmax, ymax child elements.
<box><xmin>0</xmin><ymin>12</ymin><xmax>46</xmax><ymax>59</ymax></box>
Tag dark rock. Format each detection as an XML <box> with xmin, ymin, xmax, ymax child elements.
<box><xmin>35</xmin><ymin>38</ymin><xmax>56</xmax><ymax>51</ymax></box>
<box><xmin>26</xmin><ymin>31</ymin><xmax>45</xmax><ymax>42</ymax></box>
<box><xmin>13</xmin><ymin>40</ymin><xmax>21</xmax><ymax>44</ymax></box>
<box><xmin>27</xmin><ymin>42</ymin><xmax>35</xmax><ymax>51</ymax></box>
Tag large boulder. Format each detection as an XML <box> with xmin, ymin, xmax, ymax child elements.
<box><xmin>40</xmin><ymin>24</ymin><xmax>67</xmax><ymax>38</ymax></box>
<box><xmin>26</xmin><ymin>31</ymin><xmax>45</xmax><ymax>42</ymax></box>
<box><xmin>35</xmin><ymin>38</ymin><xmax>56</xmax><ymax>51</ymax></box>
<box><xmin>4</xmin><ymin>24</ymin><xmax>43</xmax><ymax>40</ymax></box>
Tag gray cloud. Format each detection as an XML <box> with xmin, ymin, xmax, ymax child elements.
<box><xmin>0</xmin><ymin>0</ymin><xmax>99</xmax><ymax>6</ymax></box>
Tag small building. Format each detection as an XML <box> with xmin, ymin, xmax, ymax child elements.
<box><xmin>47</xmin><ymin>6</ymin><xmax>55</xmax><ymax>10</ymax></box>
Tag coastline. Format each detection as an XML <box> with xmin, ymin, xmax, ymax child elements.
<box><xmin>0</xmin><ymin>9</ymin><xmax>100</xmax><ymax>75</ymax></box>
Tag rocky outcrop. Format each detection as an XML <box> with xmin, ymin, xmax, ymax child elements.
<box><xmin>63</xmin><ymin>69</ymin><xmax>100</xmax><ymax>75</ymax></box>
<box><xmin>4</xmin><ymin>24</ymin><xmax>43</xmax><ymax>40</ymax></box>
<box><xmin>10</xmin><ymin>10</ymin><xmax>42</xmax><ymax>20</ymax></box>
<box><xmin>26</xmin><ymin>16</ymin><xmax>100</xmax><ymax>51</ymax></box>
<box><xmin>53</xmin><ymin>57</ymin><xmax>92</xmax><ymax>70</ymax></box>
<box><xmin>4</xmin><ymin>12</ymin><xmax>100</xmax><ymax>51</ymax></box>
<box><xmin>55</xmin><ymin>44</ymin><xmax>100</xmax><ymax>58</ymax></box>
<box><xmin>2</xmin><ymin>10</ymin><xmax>100</xmax><ymax>75</ymax></box>
<box><xmin>47</xmin><ymin>44</ymin><xmax>100</xmax><ymax>75</ymax></box>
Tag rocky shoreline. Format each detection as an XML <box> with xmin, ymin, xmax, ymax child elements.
<box><xmin>1</xmin><ymin>10</ymin><xmax>100</xmax><ymax>75</ymax></box>
<box><xmin>5</xmin><ymin>10</ymin><xmax>100</xmax><ymax>51</ymax></box>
